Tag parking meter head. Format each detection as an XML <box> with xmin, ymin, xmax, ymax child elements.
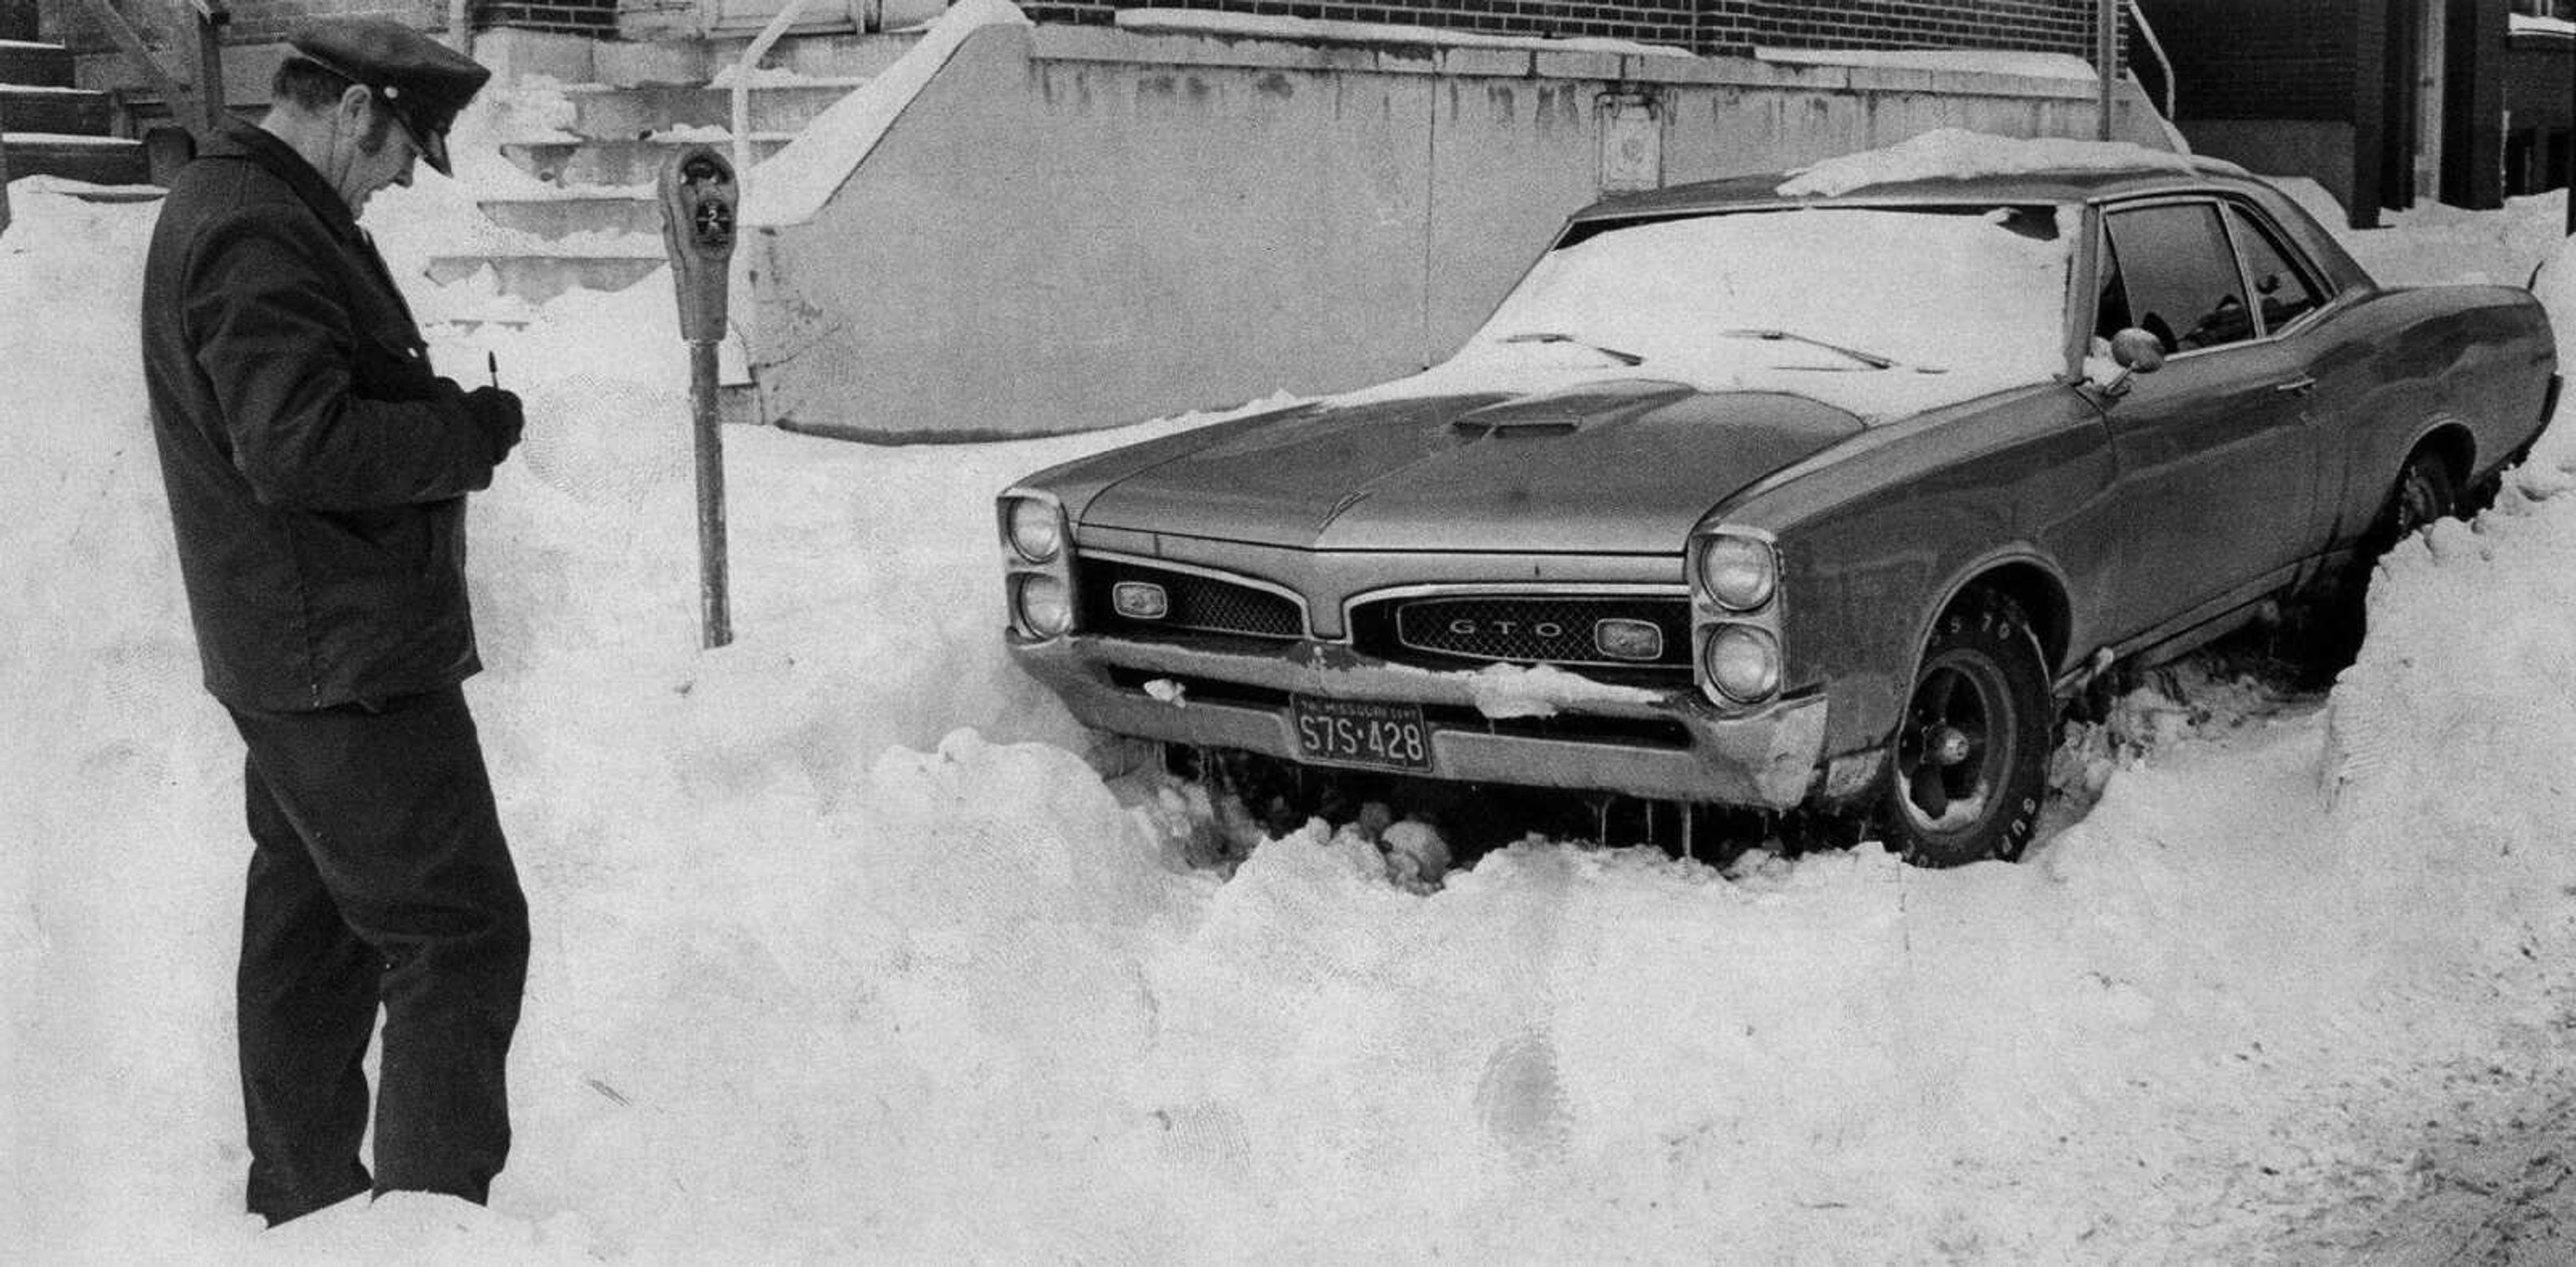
<box><xmin>659</xmin><ymin>146</ymin><xmax>737</xmax><ymax>343</ymax></box>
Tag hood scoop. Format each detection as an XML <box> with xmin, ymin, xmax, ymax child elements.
<box><xmin>1452</xmin><ymin>413</ymin><xmax>1582</xmax><ymax>437</ymax></box>
<box><xmin>1448</xmin><ymin>379</ymin><xmax>1691</xmax><ymax>437</ymax></box>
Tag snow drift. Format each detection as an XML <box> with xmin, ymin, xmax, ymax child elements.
<box><xmin>4</xmin><ymin>161</ymin><xmax>2575</xmax><ymax>1264</ymax></box>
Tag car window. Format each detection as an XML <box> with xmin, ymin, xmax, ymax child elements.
<box><xmin>2224</xmin><ymin>204</ymin><xmax>2327</xmax><ymax>335</ymax></box>
<box><xmin>2102</xmin><ymin>201</ymin><xmax>2253</xmax><ymax>353</ymax></box>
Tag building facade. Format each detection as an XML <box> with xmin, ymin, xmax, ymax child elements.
<box><xmin>33</xmin><ymin>1</ymin><xmax>2121</xmax><ymax>58</ymax></box>
<box><xmin>2136</xmin><ymin>0</ymin><xmax>2572</xmax><ymax>224</ymax></box>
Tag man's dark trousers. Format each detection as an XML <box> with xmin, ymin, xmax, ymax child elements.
<box><xmin>225</xmin><ymin>685</ymin><xmax>529</xmax><ymax>1226</ymax></box>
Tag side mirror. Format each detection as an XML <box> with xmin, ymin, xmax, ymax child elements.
<box><xmin>2109</xmin><ymin>327</ymin><xmax>2167</xmax><ymax>374</ymax></box>
<box><xmin>2083</xmin><ymin>327</ymin><xmax>2169</xmax><ymax>398</ymax></box>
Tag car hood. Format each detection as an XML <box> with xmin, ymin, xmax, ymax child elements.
<box><xmin>1077</xmin><ymin>378</ymin><xmax>1865</xmax><ymax>554</ymax></box>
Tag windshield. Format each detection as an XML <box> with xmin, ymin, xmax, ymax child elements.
<box><xmin>1457</xmin><ymin>205</ymin><xmax>2076</xmax><ymax>383</ymax></box>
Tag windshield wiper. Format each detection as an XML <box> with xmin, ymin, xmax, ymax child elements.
<box><xmin>1497</xmin><ymin>331</ymin><xmax>1645</xmax><ymax>366</ymax></box>
<box><xmin>1721</xmin><ymin>328</ymin><xmax>1939</xmax><ymax>372</ymax></box>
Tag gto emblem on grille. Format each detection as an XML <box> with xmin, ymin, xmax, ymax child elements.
<box><xmin>1112</xmin><ymin>582</ymin><xmax>1170</xmax><ymax>620</ymax></box>
<box><xmin>1594</xmin><ymin>617</ymin><xmax>1664</xmax><ymax>661</ymax></box>
<box><xmin>1448</xmin><ymin>618</ymin><xmax>1566</xmax><ymax>639</ymax></box>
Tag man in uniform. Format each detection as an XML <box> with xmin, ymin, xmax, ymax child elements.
<box><xmin>139</xmin><ymin>17</ymin><xmax>531</xmax><ymax>1226</ymax></box>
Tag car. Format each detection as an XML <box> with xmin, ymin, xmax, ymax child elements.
<box><xmin>996</xmin><ymin>133</ymin><xmax>2563</xmax><ymax>867</ymax></box>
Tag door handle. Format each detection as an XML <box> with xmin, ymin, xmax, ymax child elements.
<box><xmin>2272</xmin><ymin>376</ymin><xmax>2318</xmax><ymax>396</ymax></box>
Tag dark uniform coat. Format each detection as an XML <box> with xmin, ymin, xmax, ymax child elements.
<box><xmin>142</xmin><ymin>121</ymin><xmax>501</xmax><ymax>711</ymax></box>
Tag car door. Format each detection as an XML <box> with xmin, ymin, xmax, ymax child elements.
<box><xmin>2090</xmin><ymin>196</ymin><xmax>2323</xmax><ymax>645</ymax></box>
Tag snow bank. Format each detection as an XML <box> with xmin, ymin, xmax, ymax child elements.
<box><xmin>1754</xmin><ymin>47</ymin><xmax>2100</xmax><ymax>81</ymax></box>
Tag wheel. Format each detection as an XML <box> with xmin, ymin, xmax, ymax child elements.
<box><xmin>2289</xmin><ymin>445</ymin><xmax>2462</xmax><ymax>673</ymax></box>
<box><xmin>1878</xmin><ymin>592</ymin><xmax>2053</xmax><ymax>867</ymax></box>
<box><xmin>2383</xmin><ymin>447</ymin><xmax>2459</xmax><ymax>545</ymax></box>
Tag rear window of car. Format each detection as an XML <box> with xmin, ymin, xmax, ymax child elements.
<box><xmin>2224</xmin><ymin>204</ymin><xmax>2329</xmax><ymax>334</ymax></box>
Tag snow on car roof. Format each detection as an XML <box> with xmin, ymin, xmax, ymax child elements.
<box><xmin>1774</xmin><ymin>127</ymin><xmax>2235</xmax><ymax>197</ymax></box>
<box><xmin>1580</xmin><ymin>128</ymin><xmax>2252</xmax><ymax>219</ymax></box>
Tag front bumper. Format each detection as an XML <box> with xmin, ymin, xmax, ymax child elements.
<box><xmin>1011</xmin><ymin>631</ymin><xmax>1828</xmax><ymax>810</ymax></box>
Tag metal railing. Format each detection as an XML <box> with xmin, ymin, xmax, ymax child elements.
<box><xmin>2127</xmin><ymin>0</ymin><xmax>2178</xmax><ymax>120</ymax></box>
<box><xmin>76</xmin><ymin>0</ymin><xmax>228</xmax><ymax>138</ymax></box>
<box><xmin>727</xmin><ymin>0</ymin><xmax>825</xmax><ymax>187</ymax></box>
<box><xmin>1</xmin><ymin>94</ymin><xmax>13</xmax><ymax>231</ymax></box>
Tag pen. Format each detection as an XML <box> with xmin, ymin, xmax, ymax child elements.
<box><xmin>487</xmin><ymin>351</ymin><xmax>500</xmax><ymax>389</ymax></box>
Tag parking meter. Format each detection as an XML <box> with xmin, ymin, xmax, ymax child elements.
<box><xmin>659</xmin><ymin>146</ymin><xmax>736</xmax><ymax>345</ymax></box>
<box><xmin>658</xmin><ymin>146</ymin><xmax>739</xmax><ymax>648</ymax></box>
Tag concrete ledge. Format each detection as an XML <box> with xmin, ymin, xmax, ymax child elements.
<box><xmin>1434</xmin><ymin>47</ymin><xmax>1535</xmax><ymax>79</ymax></box>
<box><xmin>1531</xmin><ymin>48</ymin><xmax>1625</xmax><ymax>80</ymax></box>
<box><xmin>472</xmin><ymin>28</ymin><xmax>597</xmax><ymax>87</ymax></box>
<box><xmin>1028</xmin><ymin>23</ymin><xmax>2107</xmax><ymax>100</ymax></box>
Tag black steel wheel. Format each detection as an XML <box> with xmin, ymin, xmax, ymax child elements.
<box><xmin>2386</xmin><ymin>448</ymin><xmax>2460</xmax><ymax>544</ymax></box>
<box><xmin>1879</xmin><ymin>592</ymin><xmax>2052</xmax><ymax>867</ymax></box>
<box><xmin>2294</xmin><ymin>445</ymin><xmax>2463</xmax><ymax>673</ymax></box>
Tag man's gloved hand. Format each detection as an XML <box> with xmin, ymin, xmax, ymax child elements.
<box><xmin>463</xmin><ymin>386</ymin><xmax>525</xmax><ymax>465</ymax></box>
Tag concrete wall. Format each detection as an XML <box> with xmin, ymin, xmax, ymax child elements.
<box><xmin>750</xmin><ymin>23</ymin><xmax>2165</xmax><ymax>440</ymax></box>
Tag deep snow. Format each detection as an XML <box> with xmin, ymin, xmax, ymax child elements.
<box><xmin>5</xmin><ymin>136</ymin><xmax>2576</xmax><ymax>1264</ymax></box>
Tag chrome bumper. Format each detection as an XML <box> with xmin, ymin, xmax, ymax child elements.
<box><xmin>1010</xmin><ymin>632</ymin><xmax>1828</xmax><ymax>810</ymax></box>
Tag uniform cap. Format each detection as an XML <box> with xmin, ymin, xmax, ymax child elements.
<box><xmin>286</xmin><ymin>18</ymin><xmax>490</xmax><ymax>176</ymax></box>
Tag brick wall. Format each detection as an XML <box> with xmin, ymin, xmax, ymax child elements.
<box><xmin>1018</xmin><ymin>1</ymin><xmax>2109</xmax><ymax>59</ymax></box>
<box><xmin>41</xmin><ymin>0</ymin><xmax>2106</xmax><ymax>64</ymax></box>
<box><xmin>221</xmin><ymin>0</ymin><xmax>445</xmax><ymax>42</ymax></box>
<box><xmin>1698</xmin><ymin>0</ymin><xmax>2098</xmax><ymax>58</ymax></box>
<box><xmin>478</xmin><ymin>0</ymin><xmax>619</xmax><ymax>36</ymax></box>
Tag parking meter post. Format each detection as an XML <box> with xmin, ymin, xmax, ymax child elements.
<box><xmin>690</xmin><ymin>340</ymin><xmax>731</xmax><ymax>648</ymax></box>
<box><xmin>658</xmin><ymin>146</ymin><xmax>739</xmax><ymax>649</ymax></box>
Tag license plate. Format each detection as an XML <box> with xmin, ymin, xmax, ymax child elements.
<box><xmin>1291</xmin><ymin>696</ymin><xmax>1432</xmax><ymax>772</ymax></box>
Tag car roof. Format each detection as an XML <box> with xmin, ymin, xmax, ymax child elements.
<box><xmin>1571</xmin><ymin>158</ymin><xmax>2263</xmax><ymax>221</ymax></box>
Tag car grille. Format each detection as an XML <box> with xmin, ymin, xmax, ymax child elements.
<box><xmin>1364</xmin><ymin>594</ymin><xmax>1693</xmax><ymax>670</ymax></box>
<box><xmin>1079</xmin><ymin>559</ymin><xmax>1303</xmax><ymax>640</ymax></box>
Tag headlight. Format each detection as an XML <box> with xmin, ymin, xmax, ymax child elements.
<box><xmin>1014</xmin><ymin>575</ymin><xmax>1073</xmax><ymax>638</ymax></box>
<box><xmin>1701</xmin><ymin>624</ymin><xmax>1781</xmax><ymax>704</ymax></box>
<box><xmin>1005</xmin><ymin>496</ymin><xmax>1063</xmax><ymax>563</ymax></box>
<box><xmin>1693</xmin><ymin>534</ymin><xmax>1777</xmax><ymax>612</ymax></box>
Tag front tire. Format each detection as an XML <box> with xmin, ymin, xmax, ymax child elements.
<box><xmin>1878</xmin><ymin>592</ymin><xmax>2053</xmax><ymax>867</ymax></box>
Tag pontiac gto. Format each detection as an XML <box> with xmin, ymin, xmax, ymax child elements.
<box><xmin>997</xmin><ymin>140</ymin><xmax>2561</xmax><ymax>867</ymax></box>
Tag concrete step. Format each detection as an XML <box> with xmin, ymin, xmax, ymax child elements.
<box><xmin>3</xmin><ymin>133</ymin><xmax>149</xmax><ymax>184</ymax></box>
<box><xmin>557</xmin><ymin>79</ymin><xmax>865</xmax><ymax>140</ymax></box>
<box><xmin>474</xmin><ymin>192</ymin><xmax>662</xmax><ymax>239</ymax></box>
<box><xmin>0</xmin><ymin>38</ymin><xmax>73</xmax><ymax>87</ymax></box>
<box><xmin>500</xmin><ymin>133</ymin><xmax>796</xmax><ymax>185</ymax></box>
<box><xmin>0</xmin><ymin>84</ymin><xmax>111</xmax><ymax>134</ymax></box>
<box><xmin>596</xmin><ymin>29</ymin><xmax>922</xmax><ymax>87</ymax></box>
<box><xmin>423</xmin><ymin>250</ymin><xmax>668</xmax><ymax>304</ymax></box>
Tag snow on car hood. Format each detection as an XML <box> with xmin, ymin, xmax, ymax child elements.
<box><xmin>1076</xmin><ymin>374</ymin><xmax>1865</xmax><ymax>555</ymax></box>
<box><xmin>1415</xmin><ymin>202</ymin><xmax>2078</xmax><ymax>421</ymax></box>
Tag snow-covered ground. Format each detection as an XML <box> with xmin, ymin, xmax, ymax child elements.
<box><xmin>4</xmin><ymin>146</ymin><xmax>2575</xmax><ymax>1262</ymax></box>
